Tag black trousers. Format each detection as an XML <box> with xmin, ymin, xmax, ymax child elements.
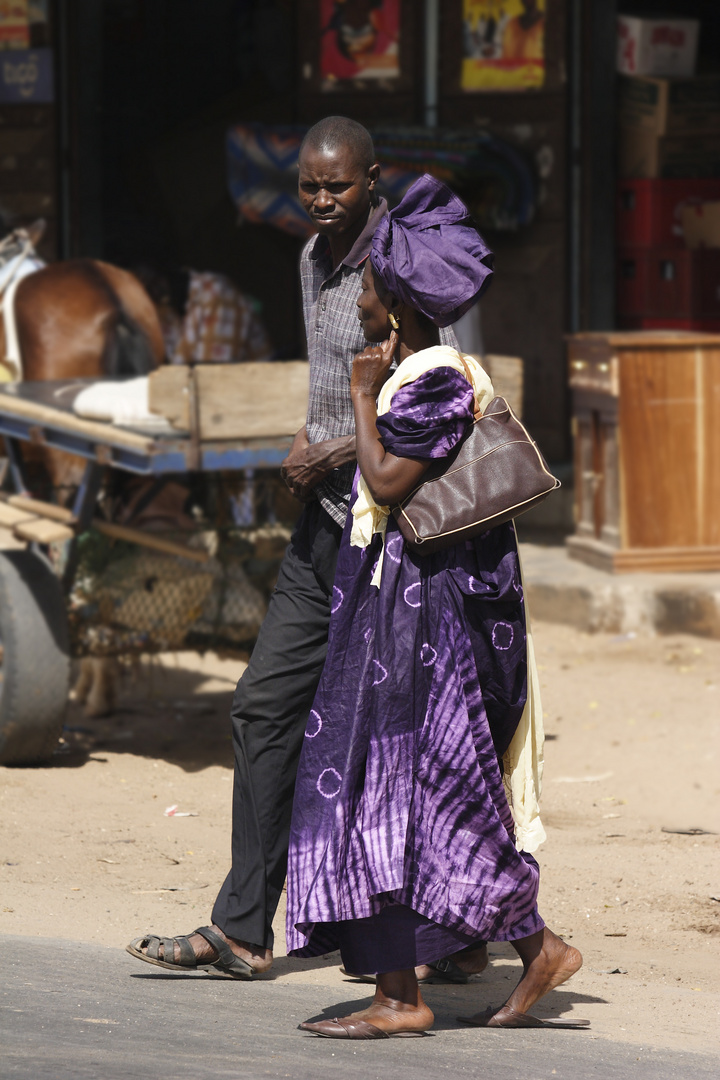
<box><xmin>211</xmin><ymin>501</ymin><xmax>343</xmax><ymax>949</ymax></box>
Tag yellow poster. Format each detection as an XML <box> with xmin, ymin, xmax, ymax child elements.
<box><xmin>0</xmin><ymin>1</ymin><xmax>29</xmax><ymax>50</ymax></box>
<box><xmin>461</xmin><ymin>0</ymin><xmax>545</xmax><ymax>91</ymax></box>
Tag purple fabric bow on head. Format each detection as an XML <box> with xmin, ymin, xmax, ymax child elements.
<box><xmin>370</xmin><ymin>173</ymin><xmax>494</xmax><ymax>328</ymax></box>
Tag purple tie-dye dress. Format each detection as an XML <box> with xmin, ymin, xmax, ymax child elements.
<box><xmin>286</xmin><ymin>366</ymin><xmax>544</xmax><ymax>973</ymax></box>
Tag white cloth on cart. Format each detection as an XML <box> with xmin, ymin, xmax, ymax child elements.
<box><xmin>73</xmin><ymin>377</ymin><xmax>175</xmax><ymax>434</ymax></box>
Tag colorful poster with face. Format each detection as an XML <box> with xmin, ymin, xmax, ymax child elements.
<box><xmin>461</xmin><ymin>0</ymin><xmax>545</xmax><ymax>91</ymax></box>
<box><xmin>0</xmin><ymin>0</ymin><xmax>29</xmax><ymax>50</ymax></box>
<box><xmin>320</xmin><ymin>0</ymin><xmax>400</xmax><ymax>87</ymax></box>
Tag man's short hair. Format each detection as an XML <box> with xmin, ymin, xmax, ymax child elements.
<box><xmin>299</xmin><ymin>116</ymin><xmax>376</xmax><ymax>171</ymax></box>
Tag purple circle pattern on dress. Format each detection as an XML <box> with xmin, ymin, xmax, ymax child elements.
<box><xmin>492</xmin><ymin>621</ymin><xmax>514</xmax><ymax>650</ymax></box>
<box><xmin>371</xmin><ymin>660</ymin><xmax>388</xmax><ymax>685</ymax></box>
<box><xmin>316</xmin><ymin>767</ymin><xmax>342</xmax><ymax>799</ymax></box>
<box><xmin>385</xmin><ymin>534</ymin><xmax>404</xmax><ymax>563</ymax></box>
<box><xmin>305</xmin><ymin>709</ymin><xmax>323</xmax><ymax>738</ymax></box>
<box><xmin>331</xmin><ymin>586</ymin><xmax>344</xmax><ymax>614</ymax></box>
<box><xmin>404</xmin><ymin>581</ymin><xmax>421</xmax><ymax>608</ymax></box>
<box><xmin>420</xmin><ymin>643</ymin><xmax>437</xmax><ymax>667</ymax></box>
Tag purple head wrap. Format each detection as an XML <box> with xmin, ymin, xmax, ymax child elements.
<box><xmin>369</xmin><ymin>173</ymin><xmax>494</xmax><ymax>328</ymax></box>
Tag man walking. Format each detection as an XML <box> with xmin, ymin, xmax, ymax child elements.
<box><xmin>127</xmin><ymin>117</ymin><xmax>479</xmax><ymax>980</ymax></box>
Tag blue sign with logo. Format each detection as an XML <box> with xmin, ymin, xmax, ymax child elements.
<box><xmin>0</xmin><ymin>49</ymin><xmax>54</xmax><ymax>104</ymax></box>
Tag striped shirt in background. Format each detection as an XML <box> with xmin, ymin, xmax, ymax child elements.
<box><xmin>163</xmin><ymin>270</ymin><xmax>271</xmax><ymax>364</ymax></box>
<box><xmin>301</xmin><ymin>199</ymin><xmax>458</xmax><ymax>527</ymax></box>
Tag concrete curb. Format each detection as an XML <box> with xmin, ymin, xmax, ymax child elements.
<box><xmin>519</xmin><ymin>543</ymin><xmax>720</xmax><ymax>638</ymax></box>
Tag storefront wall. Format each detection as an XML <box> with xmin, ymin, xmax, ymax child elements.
<box><xmin>438</xmin><ymin>1</ymin><xmax>572</xmax><ymax>460</ymax></box>
<box><xmin>4</xmin><ymin>1</ymin><xmax>626</xmax><ymax>465</ymax></box>
<box><xmin>297</xmin><ymin>0</ymin><xmax>587</xmax><ymax>462</ymax></box>
<box><xmin>0</xmin><ymin>3</ymin><xmax>59</xmax><ymax>261</ymax></box>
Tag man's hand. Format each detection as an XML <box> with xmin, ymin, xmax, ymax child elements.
<box><xmin>280</xmin><ymin>427</ymin><xmax>356</xmax><ymax>502</ymax></box>
<box><xmin>280</xmin><ymin>427</ymin><xmax>316</xmax><ymax>502</ymax></box>
<box><xmin>350</xmin><ymin>331</ymin><xmax>398</xmax><ymax>400</ymax></box>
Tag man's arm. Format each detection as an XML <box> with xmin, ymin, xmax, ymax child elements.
<box><xmin>280</xmin><ymin>426</ymin><xmax>356</xmax><ymax>503</ymax></box>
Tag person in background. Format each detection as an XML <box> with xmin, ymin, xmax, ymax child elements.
<box><xmin>135</xmin><ymin>265</ymin><xmax>271</xmax><ymax>363</ymax></box>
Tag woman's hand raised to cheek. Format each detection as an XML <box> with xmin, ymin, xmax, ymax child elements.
<box><xmin>351</xmin><ymin>330</ymin><xmax>399</xmax><ymax>399</ymax></box>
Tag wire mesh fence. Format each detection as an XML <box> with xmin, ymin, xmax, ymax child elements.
<box><xmin>66</xmin><ymin>471</ymin><xmax>299</xmax><ymax>658</ymax></box>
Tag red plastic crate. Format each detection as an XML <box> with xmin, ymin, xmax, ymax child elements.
<box><xmin>616</xmin><ymin>178</ymin><xmax>720</xmax><ymax>248</ymax></box>
<box><xmin>616</xmin><ymin>247</ymin><xmax>720</xmax><ymax>317</ymax></box>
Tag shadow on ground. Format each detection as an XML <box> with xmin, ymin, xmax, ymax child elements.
<box><xmin>54</xmin><ymin>658</ymin><xmax>243</xmax><ymax>772</ymax></box>
<box><xmin>125</xmin><ymin>941</ymin><xmax>608</xmax><ymax>1029</ymax></box>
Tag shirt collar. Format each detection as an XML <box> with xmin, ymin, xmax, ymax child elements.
<box><xmin>309</xmin><ymin>197</ymin><xmax>388</xmax><ymax>274</ymax></box>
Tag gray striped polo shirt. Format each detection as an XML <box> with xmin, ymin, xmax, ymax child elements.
<box><xmin>301</xmin><ymin>198</ymin><xmax>457</xmax><ymax>526</ymax></box>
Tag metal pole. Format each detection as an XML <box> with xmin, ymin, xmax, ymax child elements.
<box><xmin>55</xmin><ymin>0</ymin><xmax>72</xmax><ymax>258</ymax></box>
<box><xmin>424</xmin><ymin>0</ymin><xmax>439</xmax><ymax>127</ymax></box>
<box><xmin>568</xmin><ymin>0</ymin><xmax>583</xmax><ymax>333</ymax></box>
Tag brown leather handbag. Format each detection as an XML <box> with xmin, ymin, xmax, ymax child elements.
<box><xmin>391</xmin><ymin>394</ymin><xmax>560</xmax><ymax>554</ymax></box>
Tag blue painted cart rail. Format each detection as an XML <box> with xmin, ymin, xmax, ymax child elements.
<box><xmin>0</xmin><ymin>380</ymin><xmax>293</xmax><ymax>476</ymax></box>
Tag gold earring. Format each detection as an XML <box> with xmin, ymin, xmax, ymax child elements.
<box><xmin>388</xmin><ymin>312</ymin><xmax>400</xmax><ymax>331</ymax></box>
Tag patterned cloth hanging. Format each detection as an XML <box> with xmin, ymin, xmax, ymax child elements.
<box><xmin>226</xmin><ymin>122</ymin><xmax>537</xmax><ymax>238</ymax></box>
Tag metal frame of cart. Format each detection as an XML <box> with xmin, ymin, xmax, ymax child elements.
<box><xmin>0</xmin><ymin>378</ymin><xmax>295</xmax><ymax>767</ymax></box>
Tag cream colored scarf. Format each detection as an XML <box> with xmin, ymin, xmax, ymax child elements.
<box><xmin>349</xmin><ymin>345</ymin><xmax>494</xmax><ymax>581</ymax></box>
<box><xmin>349</xmin><ymin>344</ymin><xmax>545</xmax><ymax>852</ymax></box>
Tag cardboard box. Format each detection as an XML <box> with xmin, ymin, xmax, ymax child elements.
<box><xmin>681</xmin><ymin>202</ymin><xmax>720</xmax><ymax>249</ymax></box>
<box><xmin>617</xmin><ymin>16</ymin><xmax>698</xmax><ymax>78</ymax></box>
<box><xmin>618</xmin><ymin>75</ymin><xmax>720</xmax><ymax>134</ymax></box>
<box><xmin>618</xmin><ymin>128</ymin><xmax>720</xmax><ymax>180</ymax></box>
<box><xmin>616</xmin><ymin>179</ymin><xmax>720</xmax><ymax>248</ymax></box>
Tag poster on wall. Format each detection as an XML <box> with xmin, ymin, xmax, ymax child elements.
<box><xmin>0</xmin><ymin>0</ymin><xmax>30</xmax><ymax>50</ymax></box>
<box><xmin>461</xmin><ymin>0</ymin><xmax>545</xmax><ymax>91</ymax></box>
<box><xmin>0</xmin><ymin>48</ymin><xmax>53</xmax><ymax>101</ymax></box>
<box><xmin>320</xmin><ymin>0</ymin><xmax>400</xmax><ymax>88</ymax></box>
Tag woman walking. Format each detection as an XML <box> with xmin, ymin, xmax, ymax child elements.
<box><xmin>286</xmin><ymin>174</ymin><xmax>584</xmax><ymax>1039</ymax></box>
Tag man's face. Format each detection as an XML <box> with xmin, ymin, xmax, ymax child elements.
<box><xmin>298</xmin><ymin>146</ymin><xmax>377</xmax><ymax>238</ymax></box>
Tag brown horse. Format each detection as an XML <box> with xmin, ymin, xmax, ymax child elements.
<box><xmin>0</xmin><ymin>233</ymin><xmax>167</xmax><ymax>715</ymax></box>
<box><xmin>9</xmin><ymin>259</ymin><xmax>164</xmax><ymax>381</ymax></box>
<box><xmin>0</xmin><ymin>240</ymin><xmax>165</xmax><ymax>493</ymax></box>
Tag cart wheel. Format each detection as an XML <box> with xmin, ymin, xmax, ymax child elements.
<box><xmin>0</xmin><ymin>550</ymin><xmax>70</xmax><ymax>766</ymax></box>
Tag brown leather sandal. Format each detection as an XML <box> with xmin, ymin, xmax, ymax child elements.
<box><xmin>300</xmin><ymin>1017</ymin><xmax>430</xmax><ymax>1039</ymax></box>
<box><xmin>458</xmin><ymin>1005</ymin><xmax>589</xmax><ymax>1029</ymax></box>
<box><xmin>126</xmin><ymin>926</ymin><xmax>254</xmax><ymax>980</ymax></box>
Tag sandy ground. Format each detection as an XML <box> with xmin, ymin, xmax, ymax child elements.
<box><xmin>1</xmin><ymin>621</ymin><xmax>718</xmax><ymax>1057</ymax></box>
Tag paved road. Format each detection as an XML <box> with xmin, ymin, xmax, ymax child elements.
<box><xmin>2</xmin><ymin>936</ymin><xmax>716</xmax><ymax>1080</ymax></box>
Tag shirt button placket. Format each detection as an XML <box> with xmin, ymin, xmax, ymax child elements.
<box><xmin>316</xmin><ymin>284</ymin><xmax>326</xmax><ymax>334</ymax></box>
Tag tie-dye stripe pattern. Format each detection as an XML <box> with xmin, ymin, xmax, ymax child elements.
<box><xmin>286</xmin><ymin>370</ymin><xmax>544</xmax><ymax>963</ymax></box>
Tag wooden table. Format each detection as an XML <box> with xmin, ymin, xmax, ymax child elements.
<box><xmin>567</xmin><ymin>331</ymin><xmax>720</xmax><ymax>573</ymax></box>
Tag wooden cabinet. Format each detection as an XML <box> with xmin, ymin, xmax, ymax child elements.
<box><xmin>567</xmin><ymin>331</ymin><xmax>720</xmax><ymax>572</ymax></box>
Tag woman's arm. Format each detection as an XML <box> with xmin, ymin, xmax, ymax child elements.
<box><xmin>351</xmin><ymin>333</ymin><xmax>430</xmax><ymax>505</ymax></box>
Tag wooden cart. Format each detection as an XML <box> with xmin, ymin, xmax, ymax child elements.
<box><xmin>0</xmin><ymin>365</ymin><xmax>308</xmax><ymax>766</ymax></box>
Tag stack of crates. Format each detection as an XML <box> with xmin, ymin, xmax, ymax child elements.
<box><xmin>616</xmin><ymin>178</ymin><xmax>720</xmax><ymax>330</ymax></box>
<box><xmin>616</xmin><ymin>69</ymin><xmax>720</xmax><ymax>331</ymax></box>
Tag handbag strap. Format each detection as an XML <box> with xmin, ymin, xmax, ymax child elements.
<box><xmin>458</xmin><ymin>355</ymin><xmax>483</xmax><ymax>420</ymax></box>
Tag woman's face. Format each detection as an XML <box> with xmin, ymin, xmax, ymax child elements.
<box><xmin>357</xmin><ymin>260</ymin><xmax>391</xmax><ymax>342</ymax></box>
